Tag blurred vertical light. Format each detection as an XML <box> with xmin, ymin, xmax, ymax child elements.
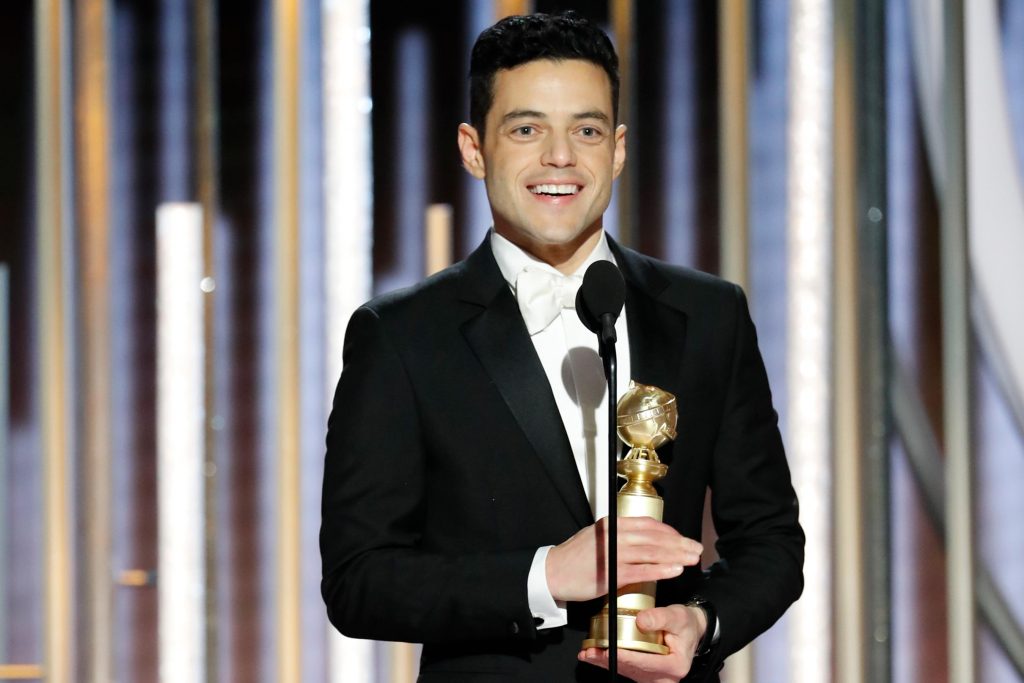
<box><xmin>322</xmin><ymin>0</ymin><xmax>375</xmax><ymax>681</ymax></box>
<box><xmin>886</xmin><ymin>2</ymin><xmax>924</xmax><ymax>679</ymax></box>
<box><xmin>832</xmin><ymin>1</ymin><xmax>865</xmax><ymax>682</ymax></box>
<box><xmin>611</xmin><ymin>0</ymin><xmax>635</xmax><ymax>247</ymax></box>
<box><xmin>156</xmin><ymin>203</ymin><xmax>206</xmax><ymax>683</ymax></box>
<box><xmin>496</xmin><ymin>0</ymin><xmax>532</xmax><ymax>17</ymax></box>
<box><xmin>75</xmin><ymin>0</ymin><xmax>114</xmax><ymax>677</ymax></box>
<box><xmin>968</xmin><ymin>2</ymin><xmax>1024</xmax><ymax>679</ymax></box>
<box><xmin>374</xmin><ymin>28</ymin><xmax>429</xmax><ymax>295</ymax></box>
<box><xmin>323</xmin><ymin>0</ymin><xmax>372</xmax><ymax>396</ymax></box>
<box><xmin>35</xmin><ymin>0</ymin><xmax>75</xmax><ymax>679</ymax></box>
<box><xmin>719</xmin><ymin>0</ymin><xmax>750</xmax><ymax>291</ymax></box>
<box><xmin>941</xmin><ymin>0</ymin><xmax>975</xmax><ymax>677</ymax></box>
<box><xmin>191</xmin><ymin>0</ymin><xmax>220</xmax><ymax>678</ymax></box>
<box><xmin>272</xmin><ymin>1</ymin><xmax>303</xmax><ymax>680</ymax></box>
<box><xmin>298</xmin><ymin>0</ymin><xmax>327</xmax><ymax>680</ymax></box>
<box><xmin>718</xmin><ymin>1</ymin><xmax>754</xmax><ymax>680</ymax></box>
<box><xmin>0</xmin><ymin>264</ymin><xmax>7</xmax><ymax>664</ymax></box>
<box><xmin>460</xmin><ymin>0</ymin><xmax>494</xmax><ymax>251</ymax></box>
<box><xmin>158</xmin><ymin>0</ymin><xmax>190</xmax><ymax>202</ymax></box>
<box><xmin>787</xmin><ymin>1</ymin><xmax>833</xmax><ymax>681</ymax></box>
<box><xmin>426</xmin><ymin>204</ymin><xmax>454</xmax><ymax>276</ymax></box>
<box><xmin>660</xmin><ymin>1</ymin><xmax>696</xmax><ymax>266</ymax></box>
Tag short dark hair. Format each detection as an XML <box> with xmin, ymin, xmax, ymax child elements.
<box><xmin>468</xmin><ymin>12</ymin><xmax>620</xmax><ymax>140</ymax></box>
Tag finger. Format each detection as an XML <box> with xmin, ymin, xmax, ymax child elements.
<box><xmin>577</xmin><ymin>647</ymin><xmax>608</xmax><ymax>669</ymax></box>
<box><xmin>578</xmin><ymin>647</ymin><xmax>608</xmax><ymax>670</ymax></box>
<box><xmin>616</xmin><ymin>516</ymin><xmax>699</xmax><ymax>538</ymax></box>
<box><xmin>616</xmin><ymin>647</ymin><xmax>675</xmax><ymax>672</ymax></box>
<box><xmin>636</xmin><ymin>605</ymin><xmax>691</xmax><ymax>635</ymax></box>
<box><xmin>617</xmin><ymin>562</ymin><xmax>685</xmax><ymax>587</ymax></box>
<box><xmin>580</xmin><ymin>646</ymin><xmax>690</xmax><ymax>682</ymax></box>
<box><xmin>618</xmin><ymin>648</ymin><xmax>691</xmax><ymax>681</ymax></box>
<box><xmin>616</xmin><ymin>522</ymin><xmax>704</xmax><ymax>556</ymax></box>
<box><xmin>615</xmin><ymin>516</ymin><xmax>685</xmax><ymax>537</ymax></box>
<box><xmin>614</xmin><ymin>515</ymin><xmax>665</xmax><ymax>529</ymax></box>
<box><xmin>616</xmin><ymin>541</ymin><xmax>701</xmax><ymax>568</ymax></box>
<box><xmin>598</xmin><ymin>516</ymin><xmax>704</xmax><ymax>558</ymax></box>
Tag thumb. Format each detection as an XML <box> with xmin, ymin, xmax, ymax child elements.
<box><xmin>635</xmin><ymin>607</ymin><xmax>673</xmax><ymax>634</ymax></box>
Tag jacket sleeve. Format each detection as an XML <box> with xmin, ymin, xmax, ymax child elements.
<box><xmin>695</xmin><ymin>285</ymin><xmax>805</xmax><ymax>664</ymax></box>
<box><xmin>320</xmin><ymin>305</ymin><xmax>539</xmax><ymax>644</ymax></box>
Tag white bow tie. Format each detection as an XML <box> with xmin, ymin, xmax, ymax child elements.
<box><xmin>515</xmin><ymin>268</ymin><xmax>584</xmax><ymax>335</ymax></box>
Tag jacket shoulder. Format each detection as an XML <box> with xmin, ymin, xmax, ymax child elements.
<box><xmin>620</xmin><ymin>247</ymin><xmax>744</xmax><ymax>313</ymax></box>
<box><xmin>359</xmin><ymin>260</ymin><xmax>470</xmax><ymax>323</ymax></box>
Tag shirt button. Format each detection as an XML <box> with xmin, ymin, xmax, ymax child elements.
<box><xmin>509</xmin><ymin>621</ymin><xmax>520</xmax><ymax>635</ymax></box>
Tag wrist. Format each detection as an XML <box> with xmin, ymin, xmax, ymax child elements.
<box><xmin>684</xmin><ymin>596</ymin><xmax>718</xmax><ymax>657</ymax></box>
<box><xmin>544</xmin><ymin>543</ymin><xmax>567</xmax><ymax>601</ymax></box>
<box><xmin>685</xmin><ymin>604</ymin><xmax>707</xmax><ymax>635</ymax></box>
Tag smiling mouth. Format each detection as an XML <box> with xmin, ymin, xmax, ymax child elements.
<box><xmin>528</xmin><ymin>183</ymin><xmax>581</xmax><ymax>197</ymax></box>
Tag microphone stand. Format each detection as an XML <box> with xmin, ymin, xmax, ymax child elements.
<box><xmin>576</xmin><ymin>260</ymin><xmax>626</xmax><ymax>681</ymax></box>
<box><xmin>599</xmin><ymin>316</ymin><xmax>618</xmax><ymax>680</ymax></box>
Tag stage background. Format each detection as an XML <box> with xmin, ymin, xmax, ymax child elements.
<box><xmin>1</xmin><ymin>0</ymin><xmax>1022</xmax><ymax>681</ymax></box>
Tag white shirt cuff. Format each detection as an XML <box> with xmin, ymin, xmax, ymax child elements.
<box><xmin>527</xmin><ymin>546</ymin><xmax>567</xmax><ymax>629</ymax></box>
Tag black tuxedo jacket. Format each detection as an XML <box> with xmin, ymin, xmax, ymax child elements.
<box><xmin>321</xmin><ymin>237</ymin><xmax>804</xmax><ymax>682</ymax></box>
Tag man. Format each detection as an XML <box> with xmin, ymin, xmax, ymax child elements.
<box><xmin>321</xmin><ymin>12</ymin><xmax>803</xmax><ymax>682</ymax></box>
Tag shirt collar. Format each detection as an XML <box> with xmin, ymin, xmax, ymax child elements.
<box><xmin>489</xmin><ymin>229</ymin><xmax>616</xmax><ymax>289</ymax></box>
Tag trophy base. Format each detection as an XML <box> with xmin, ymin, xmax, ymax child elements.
<box><xmin>581</xmin><ymin>610</ymin><xmax>670</xmax><ymax>655</ymax></box>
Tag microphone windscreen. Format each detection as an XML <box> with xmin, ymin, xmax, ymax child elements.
<box><xmin>576</xmin><ymin>260</ymin><xmax>625</xmax><ymax>334</ymax></box>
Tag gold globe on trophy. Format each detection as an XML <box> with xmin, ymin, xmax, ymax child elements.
<box><xmin>582</xmin><ymin>381</ymin><xmax>678</xmax><ymax>655</ymax></box>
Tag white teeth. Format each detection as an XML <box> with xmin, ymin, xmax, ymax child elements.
<box><xmin>530</xmin><ymin>184</ymin><xmax>579</xmax><ymax>195</ymax></box>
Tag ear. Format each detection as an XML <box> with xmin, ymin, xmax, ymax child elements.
<box><xmin>458</xmin><ymin>123</ymin><xmax>486</xmax><ymax>179</ymax></box>
<box><xmin>612</xmin><ymin>124</ymin><xmax>627</xmax><ymax>179</ymax></box>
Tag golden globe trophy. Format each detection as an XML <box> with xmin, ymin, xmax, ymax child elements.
<box><xmin>582</xmin><ymin>381</ymin><xmax>678</xmax><ymax>655</ymax></box>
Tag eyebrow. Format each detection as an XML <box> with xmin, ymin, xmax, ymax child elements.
<box><xmin>572</xmin><ymin>110</ymin><xmax>611</xmax><ymax>123</ymax></box>
<box><xmin>501</xmin><ymin>109</ymin><xmax>546</xmax><ymax>123</ymax></box>
<box><xmin>500</xmin><ymin>109</ymin><xmax>612</xmax><ymax>124</ymax></box>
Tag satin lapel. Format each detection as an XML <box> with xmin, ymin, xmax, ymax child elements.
<box><xmin>612</xmin><ymin>244</ymin><xmax>688</xmax><ymax>400</ymax></box>
<box><xmin>459</xmin><ymin>240</ymin><xmax>593</xmax><ymax>528</ymax></box>
<box><xmin>625</xmin><ymin>283</ymin><xmax>688</xmax><ymax>396</ymax></box>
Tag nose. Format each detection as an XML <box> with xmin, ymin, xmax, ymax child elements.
<box><xmin>540</xmin><ymin>131</ymin><xmax>576</xmax><ymax>167</ymax></box>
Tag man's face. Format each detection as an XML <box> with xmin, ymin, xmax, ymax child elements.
<box><xmin>459</xmin><ymin>59</ymin><xmax>626</xmax><ymax>265</ymax></box>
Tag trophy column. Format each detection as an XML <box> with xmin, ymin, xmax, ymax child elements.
<box><xmin>582</xmin><ymin>382</ymin><xmax>677</xmax><ymax>655</ymax></box>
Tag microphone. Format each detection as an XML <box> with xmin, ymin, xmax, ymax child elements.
<box><xmin>576</xmin><ymin>260</ymin><xmax>625</xmax><ymax>346</ymax></box>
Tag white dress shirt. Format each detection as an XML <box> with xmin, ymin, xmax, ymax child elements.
<box><xmin>490</xmin><ymin>230</ymin><xmax>631</xmax><ymax>629</ymax></box>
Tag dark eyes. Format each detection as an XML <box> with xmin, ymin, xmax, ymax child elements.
<box><xmin>508</xmin><ymin>124</ymin><xmax>604</xmax><ymax>138</ymax></box>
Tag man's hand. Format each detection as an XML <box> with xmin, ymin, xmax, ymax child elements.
<box><xmin>578</xmin><ymin>604</ymin><xmax>708</xmax><ymax>682</ymax></box>
<box><xmin>545</xmin><ymin>516</ymin><xmax>702</xmax><ymax>603</ymax></box>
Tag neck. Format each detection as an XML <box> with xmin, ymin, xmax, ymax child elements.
<box><xmin>498</xmin><ymin>226</ymin><xmax>604</xmax><ymax>275</ymax></box>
